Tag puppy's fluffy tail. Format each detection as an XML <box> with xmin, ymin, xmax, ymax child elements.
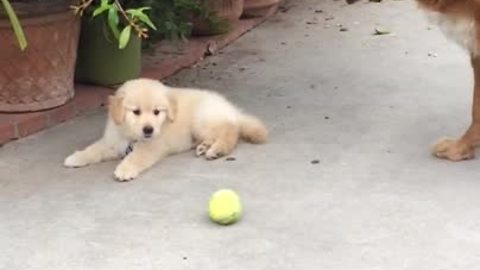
<box><xmin>239</xmin><ymin>114</ymin><xmax>268</xmax><ymax>144</ymax></box>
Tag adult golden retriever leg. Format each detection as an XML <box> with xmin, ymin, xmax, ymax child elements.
<box><xmin>114</xmin><ymin>142</ymin><xmax>167</xmax><ymax>181</ymax></box>
<box><xmin>433</xmin><ymin>56</ymin><xmax>480</xmax><ymax>161</ymax></box>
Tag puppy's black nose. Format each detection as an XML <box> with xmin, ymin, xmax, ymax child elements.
<box><xmin>143</xmin><ymin>126</ymin><xmax>154</xmax><ymax>136</ymax></box>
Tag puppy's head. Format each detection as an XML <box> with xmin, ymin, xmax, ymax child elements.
<box><xmin>109</xmin><ymin>78</ymin><xmax>177</xmax><ymax>140</ymax></box>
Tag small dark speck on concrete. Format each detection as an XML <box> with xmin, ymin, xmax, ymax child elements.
<box><xmin>310</xmin><ymin>84</ymin><xmax>316</xmax><ymax>89</ymax></box>
<box><xmin>212</xmin><ymin>62</ymin><xmax>217</xmax><ymax>66</ymax></box>
<box><xmin>315</xmin><ymin>9</ymin><xmax>323</xmax><ymax>13</ymax></box>
<box><xmin>340</xmin><ymin>27</ymin><xmax>348</xmax><ymax>32</ymax></box>
<box><xmin>286</xmin><ymin>105</ymin><xmax>291</xmax><ymax>109</ymax></box>
<box><xmin>281</xmin><ymin>42</ymin><xmax>287</xmax><ymax>45</ymax></box>
<box><xmin>305</xmin><ymin>34</ymin><xmax>310</xmax><ymax>37</ymax></box>
<box><xmin>311</xmin><ymin>160</ymin><xmax>320</xmax><ymax>164</ymax></box>
<box><xmin>239</xmin><ymin>67</ymin><xmax>246</xmax><ymax>72</ymax></box>
<box><xmin>183</xmin><ymin>257</ymin><xmax>188</xmax><ymax>260</ymax></box>
<box><xmin>226</xmin><ymin>157</ymin><xmax>236</xmax><ymax>161</ymax></box>
<box><xmin>324</xmin><ymin>116</ymin><xmax>330</xmax><ymax>120</ymax></box>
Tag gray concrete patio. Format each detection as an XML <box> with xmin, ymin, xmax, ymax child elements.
<box><xmin>2</xmin><ymin>0</ymin><xmax>480</xmax><ymax>269</ymax></box>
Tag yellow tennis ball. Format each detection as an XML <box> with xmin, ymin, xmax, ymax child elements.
<box><xmin>208</xmin><ymin>189</ymin><xmax>242</xmax><ymax>225</ymax></box>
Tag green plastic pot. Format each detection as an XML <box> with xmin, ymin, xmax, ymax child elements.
<box><xmin>75</xmin><ymin>17</ymin><xmax>141</xmax><ymax>86</ymax></box>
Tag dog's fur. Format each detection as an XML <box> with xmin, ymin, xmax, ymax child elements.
<box><xmin>64</xmin><ymin>78</ymin><xmax>268</xmax><ymax>181</ymax></box>
<box><xmin>418</xmin><ymin>0</ymin><xmax>480</xmax><ymax>54</ymax></box>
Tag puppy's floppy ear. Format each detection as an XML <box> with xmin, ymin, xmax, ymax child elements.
<box><xmin>167</xmin><ymin>94</ymin><xmax>177</xmax><ymax>123</ymax></box>
<box><xmin>108</xmin><ymin>95</ymin><xmax>125</xmax><ymax>125</ymax></box>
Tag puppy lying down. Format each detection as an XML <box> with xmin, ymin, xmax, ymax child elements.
<box><xmin>64</xmin><ymin>78</ymin><xmax>268</xmax><ymax>181</ymax></box>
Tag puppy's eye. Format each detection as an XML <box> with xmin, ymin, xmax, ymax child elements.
<box><xmin>153</xmin><ymin>109</ymin><xmax>160</xmax><ymax>116</ymax></box>
<box><xmin>133</xmin><ymin>109</ymin><xmax>141</xmax><ymax>116</ymax></box>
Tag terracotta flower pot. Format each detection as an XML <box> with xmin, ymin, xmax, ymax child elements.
<box><xmin>242</xmin><ymin>0</ymin><xmax>279</xmax><ymax>18</ymax></box>
<box><xmin>192</xmin><ymin>0</ymin><xmax>244</xmax><ymax>36</ymax></box>
<box><xmin>0</xmin><ymin>3</ymin><xmax>80</xmax><ymax>112</ymax></box>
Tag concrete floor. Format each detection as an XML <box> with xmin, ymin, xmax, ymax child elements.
<box><xmin>2</xmin><ymin>0</ymin><xmax>480</xmax><ymax>269</ymax></box>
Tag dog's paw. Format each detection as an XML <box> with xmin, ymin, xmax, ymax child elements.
<box><xmin>432</xmin><ymin>138</ymin><xmax>475</xmax><ymax>161</ymax></box>
<box><xmin>195</xmin><ymin>141</ymin><xmax>212</xmax><ymax>157</ymax></box>
<box><xmin>114</xmin><ymin>163</ymin><xmax>139</xmax><ymax>182</ymax></box>
<box><xmin>64</xmin><ymin>152</ymin><xmax>89</xmax><ymax>168</ymax></box>
<box><xmin>205</xmin><ymin>148</ymin><xmax>225</xmax><ymax>160</ymax></box>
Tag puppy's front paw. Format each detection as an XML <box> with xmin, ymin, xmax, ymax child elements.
<box><xmin>64</xmin><ymin>151</ymin><xmax>89</xmax><ymax>168</ymax></box>
<box><xmin>114</xmin><ymin>162</ymin><xmax>140</xmax><ymax>182</ymax></box>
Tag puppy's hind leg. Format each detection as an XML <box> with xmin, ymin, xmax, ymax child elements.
<box><xmin>203</xmin><ymin>122</ymin><xmax>239</xmax><ymax>160</ymax></box>
<box><xmin>195</xmin><ymin>138</ymin><xmax>214</xmax><ymax>157</ymax></box>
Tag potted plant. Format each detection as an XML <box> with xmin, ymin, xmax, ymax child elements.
<box><xmin>0</xmin><ymin>0</ymin><xmax>80</xmax><ymax>112</ymax></box>
<box><xmin>72</xmin><ymin>0</ymin><xmax>157</xmax><ymax>86</ymax></box>
<box><xmin>191</xmin><ymin>0</ymin><xmax>244</xmax><ymax>36</ymax></box>
<box><xmin>242</xmin><ymin>0</ymin><xmax>279</xmax><ymax>18</ymax></box>
<box><xmin>142</xmin><ymin>0</ymin><xmax>200</xmax><ymax>43</ymax></box>
<box><xmin>140</xmin><ymin>0</ymin><xmax>234</xmax><ymax>42</ymax></box>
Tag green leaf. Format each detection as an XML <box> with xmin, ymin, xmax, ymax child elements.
<box><xmin>137</xmin><ymin>13</ymin><xmax>157</xmax><ymax>30</ymax></box>
<box><xmin>118</xmin><ymin>25</ymin><xmax>131</xmax><ymax>49</ymax></box>
<box><xmin>125</xmin><ymin>9</ymin><xmax>136</xmax><ymax>15</ymax></box>
<box><xmin>126</xmin><ymin>8</ymin><xmax>156</xmax><ymax>30</ymax></box>
<box><xmin>135</xmin><ymin>12</ymin><xmax>156</xmax><ymax>30</ymax></box>
<box><xmin>93</xmin><ymin>1</ymin><xmax>110</xmax><ymax>17</ymax></box>
<box><xmin>93</xmin><ymin>5</ymin><xmax>109</xmax><ymax>17</ymax></box>
<box><xmin>1</xmin><ymin>0</ymin><xmax>27</xmax><ymax>50</ymax></box>
<box><xmin>137</xmin><ymin>7</ymin><xmax>151</xmax><ymax>12</ymax></box>
<box><xmin>107</xmin><ymin>5</ymin><xmax>120</xmax><ymax>39</ymax></box>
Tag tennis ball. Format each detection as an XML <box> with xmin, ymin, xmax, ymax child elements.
<box><xmin>208</xmin><ymin>189</ymin><xmax>242</xmax><ymax>225</ymax></box>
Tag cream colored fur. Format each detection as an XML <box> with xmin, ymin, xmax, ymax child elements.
<box><xmin>64</xmin><ymin>78</ymin><xmax>268</xmax><ymax>181</ymax></box>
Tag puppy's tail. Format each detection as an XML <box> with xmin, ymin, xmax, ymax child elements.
<box><xmin>239</xmin><ymin>114</ymin><xmax>268</xmax><ymax>144</ymax></box>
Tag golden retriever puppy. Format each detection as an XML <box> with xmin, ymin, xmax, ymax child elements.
<box><xmin>64</xmin><ymin>78</ymin><xmax>268</xmax><ymax>181</ymax></box>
